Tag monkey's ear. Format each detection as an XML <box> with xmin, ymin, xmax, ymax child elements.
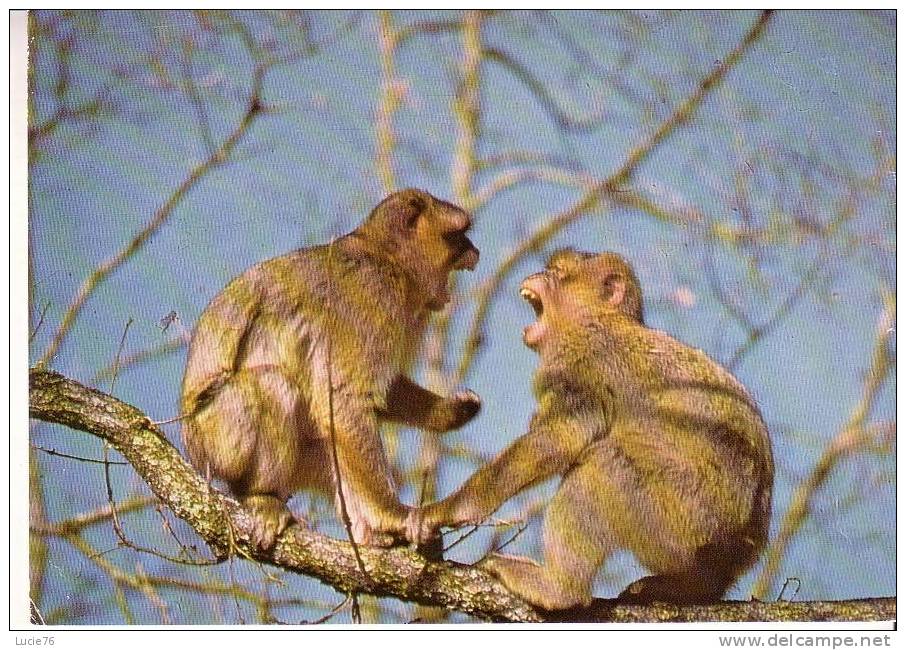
<box><xmin>601</xmin><ymin>273</ymin><xmax>627</xmax><ymax>308</ymax></box>
<box><xmin>388</xmin><ymin>190</ymin><xmax>428</xmax><ymax>231</ymax></box>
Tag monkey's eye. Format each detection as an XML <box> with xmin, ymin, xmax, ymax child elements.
<box><xmin>443</xmin><ymin>226</ymin><xmax>469</xmax><ymax>242</ymax></box>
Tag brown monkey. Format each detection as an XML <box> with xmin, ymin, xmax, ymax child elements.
<box><xmin>181</xmin><ymin>189</ymin><xmax>480</xmax><ymax>549</ymax></box>
<box><xmin>407</xmin><ymin>249</ymin><xmax>773</xmax><ymax>609</ymax></box>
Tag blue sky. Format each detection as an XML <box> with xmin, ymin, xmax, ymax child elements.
<box><xmin>27</xmin><ymin>10</ymin><xmax>895</xmax><ymax>623</ymax></box>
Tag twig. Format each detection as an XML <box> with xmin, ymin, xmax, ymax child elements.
<box><xmin>491</xmin><ymin>521</ymin><xmax>529</xmax><ymax>555</ymax></box>
<box><xmin>31</xmin><ymin>443</ymin><xmax>128</xmax><ymax>466</ymax></box>
<box><xmin>135</xmin><ymin>562</ymin><xmax>171</xmax><ymax>623</ymax></box>
<box><xmin>38</xmin><ymin>64</ymin><xmax>270</xmax><ymax>367</ymax></box>
<box><xmin>375</xmin><ymin>11</ymin><xmax>399</xmax><ymax>193</ymax></box>
<box><xmin>450</xmin><ymin>10</ymin><xmax>483</xmax><ymax>210</ymax></box>
<box><xmin>94</xmin><ymin>334</ymin><xmax>189</xmax><ymax>382</ymax></box>
<box><xmin>29</xmin><ymin>446</ymin><xmax>49</xmax><ymax>611</ymax></box>
<box><xmin>32</xmin><ymin>495</ymin><xmax>157</xmax><ymax>537</ymax></box>
<box><xmin>301</xmin><ymin>595</ymin><xmax>351</xmax><ymax>625</ymax></box>
<box><xmin>59</xmin><ymin>532</ymin><xmax>313</xmax><ymax>622</ymax></box>
<box><xmin>109</xmin><ymin>318</ymin><xmax>133</xmax><ymax>395</ymax></box>
<box><xmin>410</xmin><ymin>13</ymin><xmax>485</xmax><ymax>577</ymax></box>
<box><xmin>29</xmin><ymin>302</ymin><xmax>50</xmax><ymax>343</ymax></box>
<box><xmin>324</xmin><ymin>241</ymin><xmax>369</xmax><ymax>583</ymax></box>
<box><xmin>751</xmin><ymin>289</ymin><xmax>896</xmax><ymax>599</ymax></box>
<box><xmin>471</xmin><ymin>165</ymin><xmax>596</xmax><ymax>212</ymax></box>
<box><xmin>443</xmin><ymin>526</ymin><xmax>480</xmax><ymax>553</ymax></box>
<box><xmin>777</xmin><ymin>578</ymin><xmax>802</xmax><ymax>602</ymax></box>
<box><xmin>28</xmin><ymin>19</ymin><xmax>115</xmax><ymax>155</ymax></box>
<box><xmin>485</xmin><ymin>47</ymin><xmax>605</xmax><ymax>133</ymax></box>
<box><xmin>453</xmin><ymin>10</ymin><xmax>774</xmax><ymax>384</ymax></box>
<box><xmin>396</xmin><ymin>19</ymin><xmax>460</xmax><ymax>43</ymax></box>
<box><xmin>180</xmin><ymin>36</ymin><xmax>217</xmax><ymax>157</ymax></box>
<box><xmin>725</xmin><ymin>254</ymin><xmax>825</xmax><ymax>370</ymax></box>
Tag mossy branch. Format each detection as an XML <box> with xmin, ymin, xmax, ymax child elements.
<box><xmin>27</xmin><ymin>368</ymin><xmax>895</xmax><ymax>623</ymax></box>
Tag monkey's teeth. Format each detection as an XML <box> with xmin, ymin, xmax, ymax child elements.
<box><xmin>520</xmin><ymin>288</ymin><xmax>543</xmax><ymax>316</ymax></box>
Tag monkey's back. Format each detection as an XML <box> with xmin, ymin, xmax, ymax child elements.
<box><xmin>183</xmin><ymin>242</ymin><xmax>421</xmax><ymax>404</ymax></box>
<box><xmin>180</xmin><ymin>240</ymin><xmax>426</xmax><ymax>486</ymax></box>
<box><xmin>576</xmin><ymin>319</ymin><xmax>773</xmax><ymax>572</ymax></box>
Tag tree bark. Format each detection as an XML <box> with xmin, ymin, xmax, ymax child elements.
<box><xmin>28</xmin><ymin>369</ymin><xmax>896</xmax><ymax>624</ymax></box>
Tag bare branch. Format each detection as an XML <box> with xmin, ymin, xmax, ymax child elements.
<box><xmin>453</xmin><ymin>10</ymin><xmax>773</xmax><ymax>383</ymax></box>
<box><xmin>94</xmin><ymin>334</ymin><xmax>189</xmax><ymax>382</ymax></box>
<box><xmin>412</xmin><ymin>10</ymin><xmax>487</xmax><ymax>530</ymax></box>
<box><xmin>32</xmin><ymin>495</ymin><xmax>157</xmax><ymax>536</ymax></box>
<box><xmin>375</xmin><ymin>11</ymin><xmax>400</xmax><ymax>193</ymax></box>
<box><xmin>725</xmin><ymin>254</ymin><xmax>826</xmax><ymax>370</ymax></box>
<box><xmin>396</xmin><ymin>19</ymin><xmax>460</xmax><ymax>44</ymax></box>
<box><xmin>751</xmin><ymin>289</ymin><xmax>896</xmax><ymax>599</ymax></box>
<box><xmin>38</xmin><ymin>64</ymin><xmax>271</xmax><ymax>368</ymax></box>
<box><xmin>471</xmin><ymin>165</ymin><xmax>596</xmax><ymax>212</ymax></box>
<box><xmin>31</xmin><ymin>442</ymin><xmax>128</xmax><ymax>465</ymax></box>
<box><xmin>485</xmin><ymin>47</ymin><xmax>605</xmax><ymax>133</ymax></box>
<box><xmin>28</xmin><ymin>369</ymin><xmax>541</xmax><ymax>622</ymax></box>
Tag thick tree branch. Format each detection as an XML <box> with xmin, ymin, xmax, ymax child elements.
<box><xmin>28</xmin><ymin>368</ymin><xmax>541</xmax><ymax>623</ymax></box>
<box><xmin>27</xmin><ymin>368</ymin><xmax>894</xmax><ymax>623</ymax></box>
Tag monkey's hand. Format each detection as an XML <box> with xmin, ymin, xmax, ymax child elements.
<box><xmin>435</xmin><ymin>389</ymin><xmax>482</xmax><ymax>432</ymax></box>
<box><xmin>381</xmin><ymin>378</ymin><xmax>481</xmax><ymax>433</ymax></box>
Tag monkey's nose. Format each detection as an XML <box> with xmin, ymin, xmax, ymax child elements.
<box><xmin>520</xmin><ymin>272</ymin><xmax>546</xmax><ymax>288</ymax></box>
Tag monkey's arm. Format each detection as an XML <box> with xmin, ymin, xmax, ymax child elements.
<box><xmin>379</xmin><ymin>375</ymin><xmax>480</xmax><ymax>433</ymax></box>
<box><xmin>328</xmin><ymin>405</ymin><xmax>412</xmax><ymax>542</ymax></box>
<box><xmin>406</xmin><ymin>409</ymin><xmax>595</xmax><ymax>544</ymax></box>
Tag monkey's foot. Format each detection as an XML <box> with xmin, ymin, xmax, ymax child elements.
<box><xmin>349</xmin><ymin>517</ymin><xmax>408</xmax><ymax>548</ymax></box>
<box><xmin>404</xmin><ymin>504</ymin><xmax>450</xmax><ymax>547</ymax></box>
<box><xmin>479</xmin><ymin>552</ymin><xmax>541</xmax><ymax>576</ymax></box>
<box><xmin>360</xmin><ymin>530</ymin><xmax>400</xmax><ymax>548</ymax></box>
<box><xmin>480</xmin><ymin>553</ymin><xmax>587</xmax><ymax>610</ymax></box>
<box><xmin>618</xmin><ymin>574</ymin><xmax>722</xmax><ymax>605</ymax></box>
<box><xmin>242</xmin><ymin>495</ymin><xmax>295</xmax><ymax>550</ymax></box>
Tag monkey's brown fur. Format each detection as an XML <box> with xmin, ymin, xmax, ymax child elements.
<box><xmin>181</xmin><ymin>189</ymin><xmax>480</xmax><ymax>548</ymax></box>
<box><xmin>408</xmin><ymin>249</ymin><xmax>773</xmax><ymax>609</ymax></box>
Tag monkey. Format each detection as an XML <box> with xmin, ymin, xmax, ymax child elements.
<box><xmin>180</xmin><ymin>188</ymin><xmax>481</xmax><ymax>549</ymax></box>
<box><xmin>407</xmin><ymin>249</ymin><xmax>773</xmax><ymax>610</ymax></box>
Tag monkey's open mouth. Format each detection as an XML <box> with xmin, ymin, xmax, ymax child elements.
<box><xmin>519</xmin><ymin>279</ymin><xmax>548</xmax><ymax>350</ymax></box>
<box><xmin>520</xmin><ymin>287</ymin><xmax>544</xmax><ymax>316</ymax></box>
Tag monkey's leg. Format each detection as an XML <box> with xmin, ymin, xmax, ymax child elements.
<box><xmin>210</xmin><ymin>367</ymin><xmax>304</xmax><ymax>549</ymax></box>
<box><xmin>482</xmin><ymin>465</ymin><xmax>614</xmax><ymax>610</ymax></box>
<box><xmin>380</xmin><ymin>375</ymin><xmax>480</xmax><ymax>433</ymax></box>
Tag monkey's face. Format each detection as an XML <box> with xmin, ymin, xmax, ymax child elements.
<box><xmin>519</xmin><ymin>249</ymin><xmax>643</xmax><ymax>349</ymax></box>
<box><xmin>368</xmin><ymin>189</ymin><xmax>479</xmax><ymax>311</ymax></box>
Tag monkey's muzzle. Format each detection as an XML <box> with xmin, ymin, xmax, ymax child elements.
<box><xmin>520</xmin><ymin>274</ymin><xmax>549</xmax><ymax>349</ymax></box>
<box><xmin>452</xmin><ymin>239</ymin><xmax>480</xmax><ymax>271</ymax></box>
